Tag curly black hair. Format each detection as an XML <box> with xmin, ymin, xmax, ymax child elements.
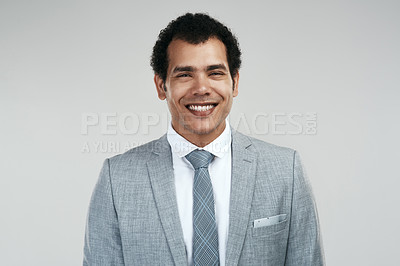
<box><xmin>150</xmin><ymin>13</ymin><xmax>242</xmax><ymax>83</ymax></box>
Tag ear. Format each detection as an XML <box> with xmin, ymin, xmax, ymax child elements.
<box><xmin>232</xmin><ymin>71</ymin><xmax>239</xmax><ymax>97</ymax></box>
<box><xmin>154</xmin><ymin>74</ymin><xmax>166</xmax><ymax>100</ymax></box>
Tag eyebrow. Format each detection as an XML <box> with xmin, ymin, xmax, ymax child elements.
<box><xmin>172</xmin><ymin>66</ymin><xmax>195</xmax><ymax>73</ymax></box>
<box><xmin>206</xmin><ymin>64</ymin><xmax>228</xmax><ymax>71</ymax></box>
<box><xmin>172</xmin><ymin>64</ymin><xmax>228</xmax><ymax>74</ymax></box>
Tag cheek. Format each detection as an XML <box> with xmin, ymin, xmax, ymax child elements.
<box><xmin>212</xmin><ymin>79</ymin><xmax>234</xmax><ymax>94</ymax></box>
<box><xmin>216</xmin><ymin>88</ymin><xmax>234</xmax><ymax>102</ymax></box>
<box><xmin>166</xmin><ymin>92</ymin><xmax>185</xmax><ymax>111</ymax></box>
<box><xmin>167</xmin><ymin>84</ymin><xmax>187</xmax><ymax>100</ymax></box>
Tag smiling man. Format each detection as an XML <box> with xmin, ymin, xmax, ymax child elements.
<box><xmin>84</xmin><ymin>13</ymin><xmax>324</xmax><ymax>266</ymax></box>
<box><xmin>154</xmin><ymin>37</ymin><xmax>238</xmax><ymax>147</ymax></box>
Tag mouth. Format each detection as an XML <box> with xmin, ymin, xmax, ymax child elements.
<box><xmin>185</xmin><ymin>103</ymin><xmax>218</xmax><ymax>116</ymax></box>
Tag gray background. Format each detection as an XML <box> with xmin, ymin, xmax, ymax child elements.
<box><xmin>1</xmin><ymin>0</ymin><xmax>399</xmax><ymax>265</ymax></box>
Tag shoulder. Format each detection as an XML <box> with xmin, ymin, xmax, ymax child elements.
<box><xmin>231</xmin><ymin>130</ymin><xmax>299</xmax><ymax>175</ymax></box>
<box><xmin>232</xmin><ymin>130</ymin><xmax>296</xmax><ymax>161</ymax></box>
<box><xmin>106</xmin><ymin>134</ymin><xmax>168</xmax><ymax>172</ymax></box>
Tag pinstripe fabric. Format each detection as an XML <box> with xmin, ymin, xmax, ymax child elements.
<box><xmin>185</xmin><ymin>150</ymin><xmax>219</xmax><ymax>266</ymax></box>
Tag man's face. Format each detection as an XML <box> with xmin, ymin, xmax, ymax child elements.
<box><xmin>155</xmin><ymin>37</ymin><xmax>239</xmax><ymax>146</ymax></box>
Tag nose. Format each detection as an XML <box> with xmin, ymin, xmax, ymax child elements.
<box><xmin>192</xmin><ymin>74</ymin><xmax>211</xmax><ymax>96</ymax></box>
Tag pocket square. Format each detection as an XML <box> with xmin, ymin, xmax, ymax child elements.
<box><xmin>253</xmin><ymin>214</ymin><xmax>287</xmax><ymax>228</ymax></box>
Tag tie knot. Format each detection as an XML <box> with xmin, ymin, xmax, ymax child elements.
<box><xmin>185</xmin><ymin>149</ymin><xmax>214</xmax><ymax>170</ymax></box>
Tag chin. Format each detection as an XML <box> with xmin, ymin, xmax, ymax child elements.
<box><xmin>184</xmin><ymin>120</ymin><xmax>223</xmax><ymax>136</ymax></box>
<box><xmin>185</xmin><ymin>125</ymin><xmax>214</xmax><ymax>136</ymax></box>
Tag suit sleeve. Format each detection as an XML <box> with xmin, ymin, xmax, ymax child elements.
<box><xmin>83</xmin><ymin>159</ymin><xmax>125</xmax><ymax>266</ymax></box>
<box><xmin>284</xmin><ymin>151</ymin><xmax>325</xmax><ymax>266</ymax></box>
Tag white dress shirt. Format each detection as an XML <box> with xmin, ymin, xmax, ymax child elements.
<box><xmin>167</xmin><ymin>121</ymin><xmax>232</xmax><ymax>266</ymax></box>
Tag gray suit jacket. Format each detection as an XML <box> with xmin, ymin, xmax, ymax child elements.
<box><xmin>83</xmin><ymin>130</ymin><xmax>324</xmax><ymax>265</ymax></box>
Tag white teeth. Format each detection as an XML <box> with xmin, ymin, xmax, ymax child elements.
<box><xmin>188</xmin><ymin>105</ymin><xmax>214</xmax><ymax>112</ymax></box>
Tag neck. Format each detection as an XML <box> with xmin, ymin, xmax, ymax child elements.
<box><xmin>172</xmin><ymin>121</ymin><xmax>226</xmax><ymax>148</ymax></box>
<box><xmin>185</xmin><ymin>135</ymin><xmax>217</xmax><ymax>148</ymax></box>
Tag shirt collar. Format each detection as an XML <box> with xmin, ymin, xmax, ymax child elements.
<box><xmin>167</xmin><ymin>120</ymin><xmax>232</xmax><ymax>159</ymax></box>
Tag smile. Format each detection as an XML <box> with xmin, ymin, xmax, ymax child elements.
<box><xmin>187</xmin><ymin>104</ymin><xmax>215</xmax><ymax>112</ymax></box>
<box><xmin>185</xmin><ymin>103</ymin><xmax>217</xmax><ymax>116</ymax></box>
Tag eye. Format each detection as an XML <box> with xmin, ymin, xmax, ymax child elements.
<box><xmin>210</xmin><ymin>72</ymin><xmax>224</xmax><ymax>76</ymax></box>
<box><xmin>176</xmin><ymin>73</ymin><xmax>191</xmax><ymax>78</ymax></box>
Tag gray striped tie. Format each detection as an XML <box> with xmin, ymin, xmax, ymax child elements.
<box><xmin>185</xmin><ymin>149</ymin><xmax>219</xmax><ymax>266</ymax></box>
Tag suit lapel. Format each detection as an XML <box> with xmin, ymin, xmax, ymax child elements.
<box><xmin>147</xmin><ymin>135</ymin><xmax>187</xmax><ymax>266</ymax></box>
<box><xmin>225</xmin><ymin>130</ymin><xmax>257</xmax><ymax>266</ymax></box>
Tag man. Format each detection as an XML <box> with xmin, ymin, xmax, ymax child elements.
<box><xmin>84</xmin><ymin>13</ymin><xmax>324</xmax><ymax>265</ymax></box>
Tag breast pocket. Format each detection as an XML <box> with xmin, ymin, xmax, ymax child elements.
<box><xmin>252</xmin><ymin>214</ymin><xmax>288</xmax><ymax>238</ymax></box>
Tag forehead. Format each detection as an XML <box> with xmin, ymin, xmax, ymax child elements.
<box><xmin>166</xmin><ymin>38</ymin><xmax>228</xmax><ymax>73</ymax></box>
